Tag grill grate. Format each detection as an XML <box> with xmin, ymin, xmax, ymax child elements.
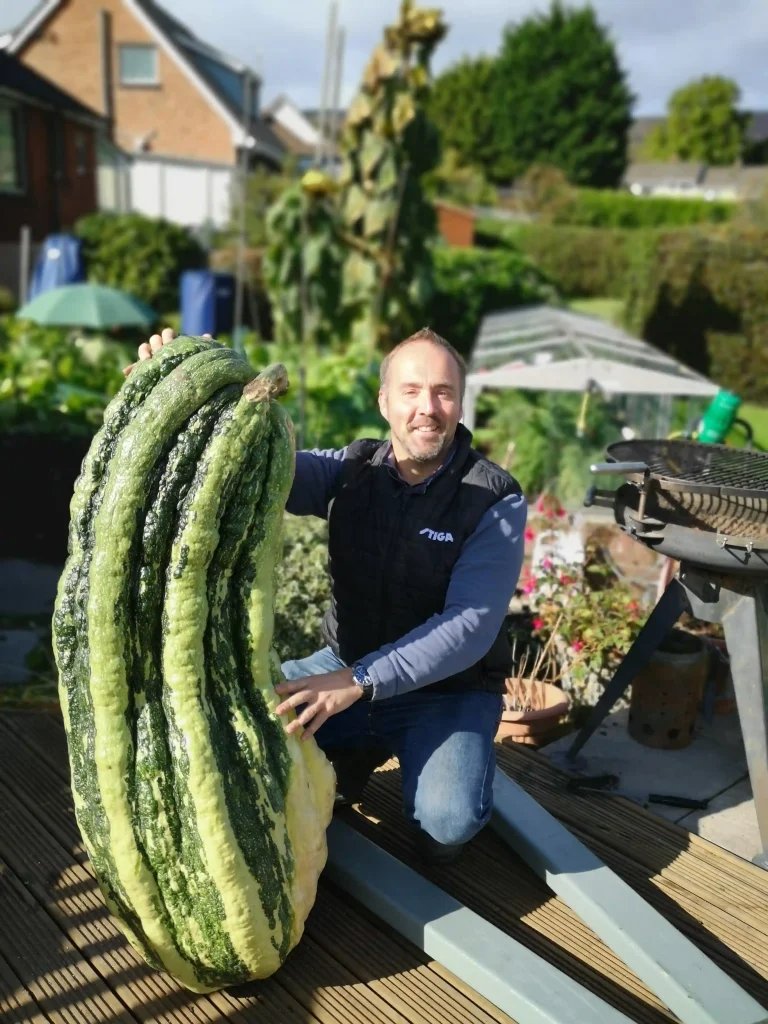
<box><xmin>606</xmin><ymin>439</ymin><xmax>768</xmax><ymax>499</ymax></box>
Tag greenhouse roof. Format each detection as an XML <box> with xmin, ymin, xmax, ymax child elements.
<box><xmin>465</xmin><ymin>306</ymin><xmax>719</xmax><ymax>400</ymax></box>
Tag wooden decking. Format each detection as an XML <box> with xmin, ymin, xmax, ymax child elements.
<box><xmin>1</xmin><ymin>709</ymin><xmax>768</xmax><ymax>1024</ymax></box>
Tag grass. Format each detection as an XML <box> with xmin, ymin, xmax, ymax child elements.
<box><xmin>567</xmin><ymin>296</ymin><xmax>625</xmax><ymax>326</ymax></box>
<box><xmin>732</xmin><ymin>404</ymin><xmax>768</xmax><ymax>450</ymax></box>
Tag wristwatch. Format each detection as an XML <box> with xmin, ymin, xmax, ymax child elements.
<box><xmin>352</xmin><ymin>662</ymin><xmax>375</xmax><ymax>701</ymax></box>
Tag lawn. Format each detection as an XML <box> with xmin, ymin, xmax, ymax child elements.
<box><xmin>567</xmin><ymin>296</ymin><xmax>625</xmax><ymax>325</ymax></box>
<box><xmin>734</xmin><ymin>404</ymin><xmax>768</xmax><ymax>450</ymax></box>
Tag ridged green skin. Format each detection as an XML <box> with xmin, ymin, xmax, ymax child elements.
<box><xmin>52</xmin><ymin>341</ymin><xmax>335</xmax><ymax>993</ymax></box>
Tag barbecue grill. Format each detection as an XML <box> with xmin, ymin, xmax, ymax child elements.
<box><xmin>567</xmin><ymin>438</ymin><xmax>768</xmax><ymax>869</ymax></box>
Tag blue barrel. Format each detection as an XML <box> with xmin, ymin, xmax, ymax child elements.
<box><xmin>180</xmin><ymin>270</ymin><xmax>235</xmax><ymax>337</ymax></box>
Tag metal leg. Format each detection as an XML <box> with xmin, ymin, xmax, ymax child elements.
<box><xmin>717</xmin><ymin>585</ymin><xmax>768</xmax><ymax>869</ymax></box>
<box><xmin>564</xmin><ymin>577</ymin><xmax>689</xmax><ymax>764</ymax></box>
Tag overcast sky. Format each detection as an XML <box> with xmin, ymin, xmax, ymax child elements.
<box><xmin>3</xmin><ymin>0</ymin><xmax>767</xmax><ymax>116</ymax></box>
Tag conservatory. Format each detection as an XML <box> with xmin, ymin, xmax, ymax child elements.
<box><xmin>462</xmin><ymin>305</ymin><xmax>719</xmax><ymax>439</ymax></box>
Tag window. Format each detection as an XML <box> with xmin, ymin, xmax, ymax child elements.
<box><xmin>119</xmin><ymin>44</ymin><xmax>159</xmax><ymax>85</ymax></box>
<box><xmin>0</xmin><ymin>104</ymin><xmax>24</xmax><ymax>192</ymax></box>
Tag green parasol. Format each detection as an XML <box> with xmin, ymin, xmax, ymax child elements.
<box><xmin>16</xmin><ymin>283</ymin><xmax>158</xmax><ymax>328</ymax></box>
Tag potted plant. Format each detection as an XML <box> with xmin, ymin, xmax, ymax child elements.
<box><xmin>497</xmin><ymin>635</ymin><xmax>571</xmax><ymax>747</ymax></box>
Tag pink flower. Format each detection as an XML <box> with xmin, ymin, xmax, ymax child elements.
<box><xmin>541</xmin><ymin>557</ymin><xmax>553</xmax><ymax>569</ymax></box>
<box><xmin>532</xmin><ymin>618</ymin><xmax>544</xmax><ymax>631</ymax></box>
<box><xmin>572</xmin><ymin>640</ymin><xmax>584</xmax><ymax>652</ymax></box>
<box><xmin>557</xmin><ymin>508</ymin><xmax>566</xmax><ymax>518</ymax></box>
<box><xmin>559</xmin><ymin>573</ymin><xmax>573</xmax><ymax>585</ymax></box>
<box><xmin>524</xmin><ymin>527</ymin><xmax>535</xmax><ymax>542</ymax></box>
<box><xmin>522</xmin><ymin>579</ymin><xmax>536</xmax><ymax>594</ymax></box>
<box><xmin>546</xmin><ymin>509</ymin><xmax>555</xmax><ymax>520</ymax></box>
<box><xmin>535</xmin><ymin>496</ymin><xmax>545</xmax><ymax>513</ymax></box>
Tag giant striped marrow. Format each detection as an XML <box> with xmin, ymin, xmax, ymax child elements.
<box><xmin>52</xmin><ymin>339</ymin><xmax>335</xmax><ymax>992</ymax></box>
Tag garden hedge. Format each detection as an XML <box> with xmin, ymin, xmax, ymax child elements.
<box><xmin>75</xmin><ymin>212</ymin><xmax>206</xmax><ymax>314</ymax></box>
<box><xmin>429</xmin><ymin>245</ymin><xmax>557</xmax><ymax>356</ymax></box>
<box><xmin>475</xmin><ymin>221</ymin><xmax>631</xmax><ymax>298</ymax></box>
<box><xmin>623</xmin><ymin>227</ymin><xmax>768</xmax><ymax>403</ymax></box>
<box><xmin>552</xmin><ymin>189</ymin><xmax>736</xmax><ymax>230</ymax></box>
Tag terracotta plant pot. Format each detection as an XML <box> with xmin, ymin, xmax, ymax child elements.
<box><xmin>496</xmin><ymin>678</ymin><xmax>571</xmax><ymax>748</ymax></box>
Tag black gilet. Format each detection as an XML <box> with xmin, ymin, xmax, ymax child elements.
<box><xmin>321</xmin><ymin>423</ymin><xmax>522</xmax><ymax>695</ymax></box>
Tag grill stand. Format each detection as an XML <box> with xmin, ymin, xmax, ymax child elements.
<box><xmin>563</xmin><ymin>564</ymin><xmax>768</xmax><ymax>869</ymax></box>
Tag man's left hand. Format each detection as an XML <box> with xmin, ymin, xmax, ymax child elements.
<box><xmin>274</xmin><ymin>668</ymin><xmax>363</xmax><ymax>740</ymax></box>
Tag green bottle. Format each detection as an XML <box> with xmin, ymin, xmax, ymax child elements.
<box><xmin>698</xmin><ymin>390</ymin><xmax>741</xmax><ymax>444</ymax></box>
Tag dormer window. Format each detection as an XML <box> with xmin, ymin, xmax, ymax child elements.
<box><xmin>119</xmin><ymin>44</ymin><xmax>159</xmax><ymax>86</ymax></box>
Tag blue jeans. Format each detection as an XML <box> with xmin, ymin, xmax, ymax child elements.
<box><xmin>281</xmin><ymin>647</ymin><xmax>503</xmax><ymax>847</ymax></box>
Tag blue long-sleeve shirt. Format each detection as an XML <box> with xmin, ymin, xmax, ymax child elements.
<box><xmin>286</xmin><ymin>445</ymin><xmax>527</xmax><ymax>700</ymax></box>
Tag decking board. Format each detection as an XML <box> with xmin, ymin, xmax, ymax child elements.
<box><xmin>4</xmin><ymin>708</ymin><xmax>768</xmax><ymax>1023</ymax></box>
<box><xmin>0</xmin><ymin>711</ymin><xmax>517</xmax><ymax>1024</ymax></box>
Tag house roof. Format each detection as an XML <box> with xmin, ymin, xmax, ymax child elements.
<box><xmin>2</xmin><ymin>0</ymin><xmax>284</xmax><ymax>163</ymax></box>
<box><xmin>624</xmin><ymin>161</ymin><xmax>705</xmax><ymax>186</ymax></box>
<box><xmin>747</xmin><ymin>111</ymin><xmax>768</xmax><ymax>143</ymax></box>
<box><xmin>0</xmin><ymin>49</ymin><xmax>105</xmax><ymax>127</ymax></box>
<box><xmin>263</xmin><ymin>94</ymin><xmax>321</xmax><ymax>157</ymax></box>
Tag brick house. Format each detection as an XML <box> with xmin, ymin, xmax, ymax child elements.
<box><xmin>1</xmin><ymin>0</ymin><xmax>285</xmax><ymax>228</ymax></box>
<box><xmin>0</xmin><ymin>50</ymin><xmax>105</xmax><ymax>297</ymax></box>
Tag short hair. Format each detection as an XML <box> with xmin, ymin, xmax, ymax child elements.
<box><xmin>379</xmin><ymin>327</ymin><xmax>466</xmax><ymax>398</ymax></box>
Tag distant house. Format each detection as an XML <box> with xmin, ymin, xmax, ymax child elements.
<box><xmin>0</xmin><ymin>0</ymin><xmax>285</xmax><ymax>228</ymax></box>
<box><xmin>623</xmin><ymin>161</ymin><xmax>768</xmax><ymax>202</ymax></box>
<box><xmin>264</xmin><ymin>95</ymin><xmax>319</xmax><ymax>168</ymax></box>
<box><xmin>0</xmin><ymin>50</ymin><xmax>105</xmax><ymax>298</ymax></box>
<box><xmin>623</xmin><ymin>162</ymin><xmax>706</xmax><ymax>198</ymax></box>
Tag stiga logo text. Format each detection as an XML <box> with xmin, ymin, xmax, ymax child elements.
<box><xmin>420</xmin><ymin>528</ymin><xmax>454</xmax><ymax>542</ymax></box>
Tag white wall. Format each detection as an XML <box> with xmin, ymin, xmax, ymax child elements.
<box><xmin>129</xmin><ymin>158</ymin><xmax>235</xmax><ymax>227</ymax></box>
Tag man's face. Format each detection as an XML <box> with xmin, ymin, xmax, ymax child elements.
<box><xmin>378</xmin><ymin>341</ymin><xmax>463</xmax><ymax>463</ymax></box>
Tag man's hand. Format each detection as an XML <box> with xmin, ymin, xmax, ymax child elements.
<box><xmin>274</xmin><ymin>668</ymin><xmax>363</xmax><ymax>740</ymax></box>
<box><xmin>122</xmin><ymin>327</ymin><xmax>211</xmax><ymax>376</ymax></box>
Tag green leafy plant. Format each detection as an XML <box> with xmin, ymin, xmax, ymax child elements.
<box><xmin>336</xmin><ymin>0</ymin><xmax>445</xmax><ymax>348</ymax></box>
<box><xmin>473</xmin><ymin>388</ymin><xmax>621</xmax><ymax>504</ymax></box>
<box><xmin>241</xmin><ymin>334</ymin><xmax>384</xmax><ymax>450</ymax></box>
<box><xmin>523</xmin><ymin>540</ymin><xmax>645</xmax><ymax>684</ymax></box>
<box><xmin>429</xmin><ymin>246</ymin><xmax>558</xmax><ymax>356</ymax></box>
<box><xmin>0</xmin><ymin>316</ymin><xmax>131</xmax><ymax>436</ymax></box>
<box><xmin>423</xmin><ymin>147</ymin><xmax>498</xmax><ymax>208</ymax></box>
<box><xmin>75</xmin><ymin>212</ymin><xmax>206</xmax><ymax>313</ymax></box>
<box><xmin>273</xmin><ymin>515</ymin><xmax>331</xmax><ymax>662</ymax></box>
<box><xmin>263</xmin><ymin>3</ymin><xmax>447</xmax><ymax>355</ymax></box>
<box><xmin>263</xmin><ymin>175</ymin><xmax>355</xmax><ymax>350</ymax></box>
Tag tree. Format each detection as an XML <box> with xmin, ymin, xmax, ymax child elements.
<box><xmin>490</xmin><ymin>2</ymin><xmax>634</xmax><ymax>188</ymax></box>
<box><xmin>427</xmin><ymin>56</ymin><xmax>498</xmax><ymax>175</ymax></box>
<box><xmin>642</xmin><ymin>76</ymin><xmax>749</xmax><ymax>165</ymax></box>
